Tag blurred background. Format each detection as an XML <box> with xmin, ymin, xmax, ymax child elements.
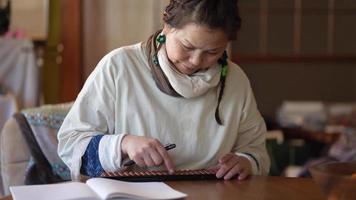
<box><xmin>0</xmin><ymin>0</ymin><xmax>356</xmax><ymax>192</ymax></box>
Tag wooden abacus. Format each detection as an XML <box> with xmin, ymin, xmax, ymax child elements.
<box><xmin>101</xmin><ymin>168</ymin><xmax>219</xmax><ymax>182</ymax></box>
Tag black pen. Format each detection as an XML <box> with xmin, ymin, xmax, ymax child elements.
<box><xmin>123</xmin><ymin>143</ymin><xmax>176</xmax><ymax>167</ymax></box>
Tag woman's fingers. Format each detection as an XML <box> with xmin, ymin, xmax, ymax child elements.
<box><xmin>142</xmin><ymin>152</ymin><xmax>156</xmax><ymax>167</ymax></box>
<box><xmin>216</xmin><ymin>155</ymin><xmax>238</xmax><ymax>178</ymax></box>
<box><xmin>218</xmin><ymin>153</ymin><xmax>234</xmax><ymax>164</ymax></box>
<box><xmin>133</xmin><ymin>149</ymin><xmax>161</xmax><ymax>167</ymax></box>
<box><xmin>216</xmin><ymin>154</ymin><xmax>252</xmax><ymax>180</ymax></box>
<box><xmin>122</xmin><ymin>135</ymin><xmax>174</xmax><ymax>170</ymax></box>
<box><xmin>148</xmin><ymin>148</ymin><xmax>164</xmax><ymax>166</ymax></box>
<box><xmin>223</xmin><ymin>164</ymin><xmax>242</xmax><ymax>180</ymax></box>
<box><xmin>156</xmin><ymin>144</ymin><xmax>175</xmax><ymax>173</ymax></box>
<box><xmin>132</xmin><ymin>154</ymin><xmax>146</xmax><ymax>167</ymax></box>
<box><xmin>237</xmin><ymin>169</ymin><xmax>249</xmax><ymax>180</ymax></box>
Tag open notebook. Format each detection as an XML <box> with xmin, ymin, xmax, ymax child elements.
<box><xmin>10</xmin><ymin>178</ymin><xmax>187</xmax><ymax>200</ymax></box>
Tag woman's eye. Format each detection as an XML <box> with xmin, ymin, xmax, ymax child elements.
<box><xmin>182</xmin><ymin>44</ymin><xmax>194</xmax><ymax>50</ymax></box>
<box><xmin>207</xmin><ymin>51</ymin><xmax>219</xmax><ymax>55</ymax></box>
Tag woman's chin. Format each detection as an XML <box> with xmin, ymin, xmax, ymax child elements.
<box><xmin>177</xmin><ymin>65</ymin><xmax>197</xmax><ymax>75</ymax></box>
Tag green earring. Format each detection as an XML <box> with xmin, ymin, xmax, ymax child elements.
<box><xmin>221</xmin><ymin>65</ymin><xmax>228</xmax><ymax>77</ymax></box>
<box><xmin>156</xmin><ymin>34</ymin><xmax>166</xmax><ymax>44</ymax></box>
<box><xmin>218</xmin><ymin>51</ymin><xmax>228</xmax><ymax>77</ymax></box>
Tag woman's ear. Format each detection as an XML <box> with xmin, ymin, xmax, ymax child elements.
<box><xmin>162</xmin><ymin>23</ymin><xmax>173</xmax><ymax>35</ymax></box>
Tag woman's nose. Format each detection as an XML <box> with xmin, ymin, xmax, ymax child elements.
<box><xmin>189</xmin><ymin>52</ymin><xmax>202</xmax><ymax>66</ymax></box>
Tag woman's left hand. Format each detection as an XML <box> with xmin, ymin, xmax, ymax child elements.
<box><xmin>215</xmin><ymin>153</ymin><xmax>252</xmax><ymax>180</ymax></box>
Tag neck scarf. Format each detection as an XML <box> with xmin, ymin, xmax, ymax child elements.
<box><xmin>145</xmin><ymin>30</ymin><xmax>220</xmax><ymax>99</ymax></box>
<box><xmin>157</xmin><ymin>44</ymin><xmax>220</xmax><ymax>98</ymax></box>
<box><xmin>145</xmin><ymin>30</ymin><xmax>226</xmax><ymax>125</ymax></box>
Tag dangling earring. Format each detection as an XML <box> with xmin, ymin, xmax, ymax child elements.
<box><xmin>153</xmin><ymin>34</ymin><xmax>166</xmax><ymax>66</ymax></box>
<box><xmin>218</xmin><ymin>51</ymin><xmax>228</xmax><ymax>78</ymax></box>
<box><xmin>156</xmin><ymin>34</ymin><xmax>166</xmax><ymax>44</ymax></box>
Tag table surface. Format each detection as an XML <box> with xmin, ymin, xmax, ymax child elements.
<box><xmin>1</xmin><ymin>175</ymin><xmax>325</xmax><ymax>200</ymax></box>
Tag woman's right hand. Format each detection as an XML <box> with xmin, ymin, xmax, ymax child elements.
<box><xmin>121</xmin><ymin>135</ymin><xmax>175</xmax><ymax>173</ymax></box>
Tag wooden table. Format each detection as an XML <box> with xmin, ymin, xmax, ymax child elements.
<box><xmin>1</xmin><ymin>176</ymin><xmax>325</xmax><ymax>200</ymax></box>
<box><xmin>167</xmin><ymin>176</ymin><xmax>324</xmax><ymax>200</ymax></box>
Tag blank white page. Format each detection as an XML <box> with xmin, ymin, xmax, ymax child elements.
<box><xmin>10</xmin><ymin>182</ymin><xmax>99</xmax><ymax>200</ymax></box>
<box><xmin>86</xmin><ymin>178</ymin><xmax>187</xmax><ymax>200</ymax></box>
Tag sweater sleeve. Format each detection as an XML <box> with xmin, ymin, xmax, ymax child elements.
<box><xmin>57</xmin><ymin>51</ymin><xmax>125</xmax><ymax>180</ymax></box>
<box><xmin>233</xmin><ymin>81</ymin><xmax>270</xmax><ymax>175</ymax></box>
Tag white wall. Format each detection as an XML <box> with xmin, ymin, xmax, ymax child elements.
<box><xmin>104</xmin><ymin>0</ymin><xmax>169</xmax><ymax>51</ymax></box>
<box><xmin>9</xmin><ymin>0</ymin><xmax>48</xmax><ymax>39</ymax></box>
<box><xmin>82</xmin><ymin>0</ymin><xmax>169</xmax><ymax>79</ymax></box>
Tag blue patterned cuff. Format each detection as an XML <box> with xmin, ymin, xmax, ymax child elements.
<box><xmin>80</xmin><ymin>135</ymin><xmax>104</xmax><ymax>177</ymax></box>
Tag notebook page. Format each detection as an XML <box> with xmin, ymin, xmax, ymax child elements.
<box><xmin>86</xmin><ymin>178</ymin><xmax>187</xmax><ymax>200</ymax></box>
<box><xmin>10</xmin><ymin>182</ymin><xmax>99</xmax><ymax>200</ymax></box>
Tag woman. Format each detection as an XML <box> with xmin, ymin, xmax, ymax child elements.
<box><xmin>58</xmin><ymin>0</ymin><xmax>270</xmax><ymax>181</ymax></box>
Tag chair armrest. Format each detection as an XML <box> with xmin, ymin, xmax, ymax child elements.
<box><xmin>0</xmin><ymin>117</ymin><xmax>31</xmax><ymax>196</ymax></box>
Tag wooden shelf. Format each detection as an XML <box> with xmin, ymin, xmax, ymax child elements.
<box><xmin>281</xmin><ymin>127</ymin><xmax>341</xmax><ymax>145</ymax></box>
<box><xmin>232</xmin><ymin>54</ymin><xmax>356</xmax><ymax>63</ymax></box>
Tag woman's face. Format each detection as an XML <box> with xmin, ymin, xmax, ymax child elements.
<box><xmin>163</xmin><ymin>23</ymin><xmax>229</xmax><ymax>75</ymax></box>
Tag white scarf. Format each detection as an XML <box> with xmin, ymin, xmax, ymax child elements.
<box><xmin>157</xmin><ymin>45</ymin><xmax>221</xmax><ymax>98</ymax></box>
